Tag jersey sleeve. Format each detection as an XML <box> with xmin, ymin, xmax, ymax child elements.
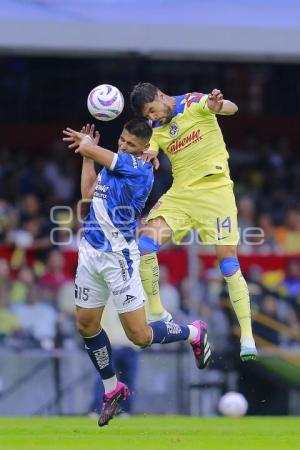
<box><xmin>189</xmin><ymin>93</ymin><xmax>214</xmax><ymax>117</ymax></box>
<box><xmin>109</xmin><ymin>152</ymin><xmax>151</xmax><ymax>177</ymax></box>
<box><xmin>149</xmin><ymin>134</ymin><xmax>159</xmax><ymax>153</ymax></box>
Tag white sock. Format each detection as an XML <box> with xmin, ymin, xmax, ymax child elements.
<box><xmin>103</xmin><ymin>375</ymin><xmax>118</xmax><ymax>394</ymax></box>
<box><xmin>187</xmin><ymin>325</ymin><xmax>198</xmax><ymax>343</ymax></box>
<box><xmin>241</xmin><ymin>337</ymin><xmax>256</xmax><ymax>348</ymax></box>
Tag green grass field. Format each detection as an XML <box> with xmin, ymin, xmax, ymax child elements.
<box><xmin>0</xmin><ymin>416</ymin><xmax>300</xmax><ymax>450</ymax></box>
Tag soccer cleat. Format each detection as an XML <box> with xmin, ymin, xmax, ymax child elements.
<box><xmin>98</xmin><ymin>381</ymin><xmax>130</xmax><ymax>427</ymax></box>
<box><xmin>190</xmin><ymin>320</ymin><xmax>211</xmax><ymax>369</ymax></box>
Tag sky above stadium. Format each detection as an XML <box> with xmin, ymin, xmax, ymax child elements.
<box><xmin>1</xmin><ymin>0</ymin><xmax>299</xmax><ymax>26</ymax></box>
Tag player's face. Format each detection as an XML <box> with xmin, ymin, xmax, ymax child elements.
<box><xmin>118</xmin><ymin>128</ymin><xmax>148</xmax><ymax>155</ymax></box>
<box><xmin>142</xmin><ymin>97</ymin><xmax>173</xmax><ymax>126</ymax></box>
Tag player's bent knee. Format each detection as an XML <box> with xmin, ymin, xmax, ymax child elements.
<box><xmin>139</xmin><ymin>217</ymin><xmax>172</xmax><ymax>246</ymax></box>
<box><xmin>76</xmin><ymin>315</ymin><xmax>99</xmax><ymax>337</ymax></box>
<box><xmin>126</xmin><ymin>327</ymin><xmax>152</xmax><ymax>347</ymax></box>
<box><xmin>219</xmin><ymin>257</ymin><xmax>240</xmax><ymax>277</ymax></box>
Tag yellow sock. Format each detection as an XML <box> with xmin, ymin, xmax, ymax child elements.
<box><xmin>224</xmin><ymin>269</ymin><xmax>253</xmax><ymax>340</ymax></box>
<box><xmin>139</xmin><ymin>252</ymin><xmax>164</xmax><ymax>316</ymax></box>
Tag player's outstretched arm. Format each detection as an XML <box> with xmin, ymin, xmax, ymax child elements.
<box><xmin>207</xmin><ymin>89</ymin><xmax>238</xmax><ymax>115</ymax></box>
<box><xmin>80</xmin><ymin>124</ymin><xmax>99</xmax><ymax>200</ymax></box>
<box><xmin>62</xmin><ymin>126</ymin><xmax>115</xmax><ymax>168</ymax></box>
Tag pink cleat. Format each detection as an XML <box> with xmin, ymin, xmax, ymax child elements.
<box><xmin>98</xmin><ymin>381</ymin><xmax>130</xmax><ymax>427</ymax></box>
<box><xmin>190</xmin><ymin>320</ymin><xmax>211</xmax><ymax>369</ymax></box>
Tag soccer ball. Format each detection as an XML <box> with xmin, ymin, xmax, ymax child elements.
<box><xmin>218</xmin><ymin>392</ymin><xmax>248</xmax><ymax>417</ymax></box>
<box><xmin>87</xmin><ymin>84</ymin><xmax>124</xmax><ymax>121</ymax></box>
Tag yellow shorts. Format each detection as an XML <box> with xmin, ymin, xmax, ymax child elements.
<box><xmin>147</xmin><ymin>172</ymin><xmax>239</xmax><ymax>245</ymax></box>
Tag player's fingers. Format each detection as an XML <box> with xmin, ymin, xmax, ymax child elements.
<box><xmin>65</xmin><ymin>129</ymin><xmax>79</xmax><ymax>139</ymax></box>
<box><xmin>153</xmin><ymin>158</ymin><xmax>160</xmax><ymax>170</ymax></box>
<box><xmin>68</xmin><ymin>143</ymin><xmax>78</xmax><ymax>149</ymax></box>
<box><xmin>62</xmin><ymin>137</ymin><xmax>74</xmax><ymax>142</ymax></box>
<box><xmin>212</xmin><ymin>89</ymin><xmax>220</xmax><ymax>96</ymax></box>
<box><xmin>90</xmin><ymin>124</ymin><xmax>95</xmax><ymax>135</ymax></box>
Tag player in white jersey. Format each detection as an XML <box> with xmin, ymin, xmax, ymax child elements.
<box><xmin>63</xmin><ymin>120</ymin><xmax>211</xmax><ymax>426</ymax></box>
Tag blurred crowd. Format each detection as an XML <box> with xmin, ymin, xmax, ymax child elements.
<box><xmin>1</xmin><ymin>248</ymin><xmax>300</xmax><ymax>356</ymax></box>
<box><xmin>1</xmin><ymin>56</ymin><xmax>299</xmax><ymax>122</ymax></box>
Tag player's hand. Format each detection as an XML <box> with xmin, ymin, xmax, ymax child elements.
<box><xmin>141</xmin><ymin>150</ymin><xmax>160</xmax><ymax>170</ymax></box>
<box><xmin>62</xmin><ymin>128</ymin><xmax>85</xmax><ymax>150</ymax></box>
<box><xmin>207</xmin><ymin>89</ymin><xmax>224</xmax><ymax>113</ymax></box>
<box><xmin>62</xmin><ymin>124</ymin><xmax>100</xmax><ymax>154</ymax></box>
<box><xmin>80</xmin><ymin>123</ymin><xmax>100</xmax><ymax>146</ymax></box>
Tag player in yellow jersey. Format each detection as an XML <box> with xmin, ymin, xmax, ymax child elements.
<box><xmin>130</xmin><ymin>83</ymin><xmax>257</xmax><ymax>361</ymax></box>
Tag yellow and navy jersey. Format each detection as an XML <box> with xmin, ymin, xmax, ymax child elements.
<box><xmin>150</xmin><ymin>93</ymin><xmax>230</xmax><ymax>188</ymax></box>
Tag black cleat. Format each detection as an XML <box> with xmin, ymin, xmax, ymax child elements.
<box><xmin>190</xmin><ymin>320</ymin><xmax>211</xmax><ymax>369</ymax></box>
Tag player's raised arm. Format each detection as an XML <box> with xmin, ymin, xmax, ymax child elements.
<box><xmin>79</xmin><ymin>125</ymin><xmax>99</xmax><ymax>200</ymax></box>
<box><xmin>207</xmin><ymin>89</ymin><xmax>238</xmax><ymax>115</ymax></box>
<box><xmin>62</xmin><ymin>126</ymin><xmax>116</xmax><ymax>169</ymax></box>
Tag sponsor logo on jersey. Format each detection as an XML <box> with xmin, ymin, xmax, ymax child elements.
<box><xmin>97</xmin><ymin>183</ymin><xmax>109</xmax><ymax>192</ymax></box>
<box><xmin>94</xmin><ymin>183</ymin><xmax>109</xmax><ymax>199</ymax></box>
<box><xmin>169</xmin><ymin>122</ymin><xmax>179</xmax><ymax>138</ymax></box>
<box><xmin>118</xmin><ymin>259</ymin><xmax>127</xmax><ymax>281</ymax></box>
<box><xmin>123</xmin><ymin>294</ymin><xmax>137</xmax><ymax>306</ymax></box>
<box><xmin>130</xmin><ymin>155</ymin><xmax>138</xmax><ymax>169</ymax></box>
<box><xmin>167</xmin><ymin>129</ymin><xmax>201</xmax><ymax>154</ymax></box>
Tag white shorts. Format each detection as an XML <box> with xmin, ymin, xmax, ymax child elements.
<box><xmin>75</xmin><ymin>237</ymin><xmax>146</xmax><ymax>313</ymax></box>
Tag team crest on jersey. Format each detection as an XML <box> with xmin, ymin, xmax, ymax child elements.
<box><xmin>169</xmin><ymin>122</ymin><xmax>179</xmax><ymax>138</ymax></box>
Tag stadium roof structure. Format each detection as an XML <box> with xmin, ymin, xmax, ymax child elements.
<box><xmin>0</xmin><ymin>0</ymin><xmax>300</xmax><ymax>60</ymax></box>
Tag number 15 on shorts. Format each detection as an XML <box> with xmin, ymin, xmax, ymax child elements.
<box><xmin>75</xmin><ymin>283</ymin><xmax>90</xmax><ymax>301</ymax></box>
<box><xmin>217</xmin><ymin>216</ymin><xmax>231</xmax><ymax>240</ymax></box>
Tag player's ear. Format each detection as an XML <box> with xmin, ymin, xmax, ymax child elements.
<box><xmin>144</xmin><ymin>142</ymin><xmax>150</xmax><ymax>151</ymax></box>
<box><xmin>157</xmin><ymin>90</ymin><xmax>164</xmax><ymax>101</ymax></box>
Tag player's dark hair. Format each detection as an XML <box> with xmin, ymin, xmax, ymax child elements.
<box><xmin>124</xmin><ymin>118</ymin><xmax>152</xmax><ymax>142</ymax></box>
<box><xmin>130</xmin><ymin>83</ymin><xmax>159</xmax><ymax>116</ymax></box>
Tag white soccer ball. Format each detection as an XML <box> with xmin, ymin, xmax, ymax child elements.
<box><xmin>218</xmin><ymin>391</ymin><xmax>248</xmax><ymax>417</ymax></box>
<box><xmin>87</xmin><ymin>84</ymin><xmax>124</xmax><ymax>121</ymax></box>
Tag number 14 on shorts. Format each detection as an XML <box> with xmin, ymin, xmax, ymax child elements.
<box><xmin>216</xmin><ymin>216</ymin><xmax>231</xmax><ymax>240</ymax></box>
